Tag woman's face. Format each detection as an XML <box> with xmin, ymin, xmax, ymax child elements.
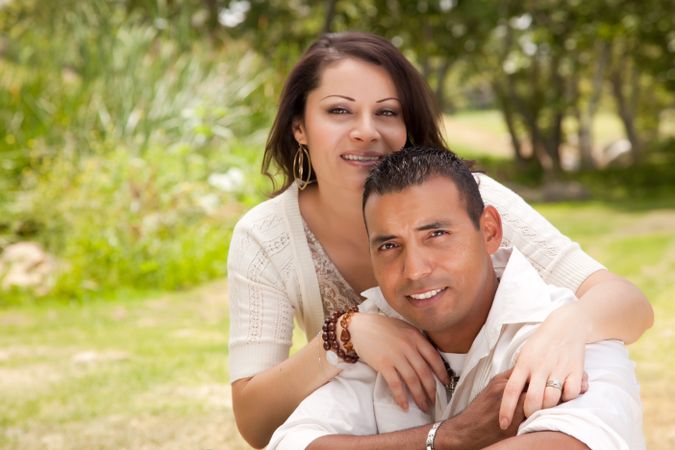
<box><xmin>293</xmin><ymin>58</ymin><xmax>407</xmax><ymax>193</ymax></box>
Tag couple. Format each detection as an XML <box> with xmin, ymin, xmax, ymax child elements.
<box><xmin>227</xmin><ymin>31</ymin><xmax>652</xmax><ymax>449</ymax></box>
<box><xmin>268</xmin><ymin>146</ymin><xmax>644</xmax><ymax>449</ymax></box>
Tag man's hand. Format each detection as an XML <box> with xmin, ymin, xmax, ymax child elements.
<box><xmin>437</xmin><ymin>370</ymin><xmax>526</xmax><ymax>450</ymax></box>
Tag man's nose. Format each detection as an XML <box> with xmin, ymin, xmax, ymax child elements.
<box><xmin>403</xmin><ymin>247</ymin><xmax>432</xmax><ymax>281</ymax></box>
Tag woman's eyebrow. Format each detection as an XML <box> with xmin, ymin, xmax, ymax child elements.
<box><xmin>319</xmin><ymin>95</ymin><xmax>400</xmax><ymax>103</ymax></box>
<box><xmin>320</xmin><ymin>94</ymin><xmax>355</xmax><ymax>101</ymax></box>
<box><xmin>376</xmin><ymin>97</ymin><xmax>400</xmax><ymax>103</ymax></box>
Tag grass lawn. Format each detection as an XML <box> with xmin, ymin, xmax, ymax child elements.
<box><xmin>1</xmin><ymin>197</ymin><xmax>673</xmax><ymax>449</ymax></box>
<box><xmin>0</xmin><ymin>283</ymin><xmax>249</xmax><ymax>449</ymax></box>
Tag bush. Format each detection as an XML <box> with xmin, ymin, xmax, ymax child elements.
<box><xmin>0</xmin><ymin>1</ymin><xmax>272</xmax><ymax>298</ymax></box>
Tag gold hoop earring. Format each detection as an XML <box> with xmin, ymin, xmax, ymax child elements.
<box><xmin>293</xmin><ymin>144</ymin><xmax>313</xmax><ymax>190</ymax></box>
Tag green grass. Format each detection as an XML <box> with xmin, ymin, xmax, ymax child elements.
<box><xmin>1</xmin><ymin>198</ymin><xmax>673</xmax><ymax>449</ymax></box>
<box><xmin>0</xmin><ymin>281</ymin><xmax>249</xmax><ymax>449</ymax></box>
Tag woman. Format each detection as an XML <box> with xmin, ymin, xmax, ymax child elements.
<box><xmin>227</xmin><ymin>32</ymin><xmax>652</xmax><ymax>448</ymax></box>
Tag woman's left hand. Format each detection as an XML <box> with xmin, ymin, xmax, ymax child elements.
<box><xmin>498</xmin><ymin>302</ymin><xmax>590</xmax><ymax>430</ymax></box>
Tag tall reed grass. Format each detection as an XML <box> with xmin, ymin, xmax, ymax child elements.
<box><xmin>0</xmin><ymin>1</ymin><xmax>272</xmax><ymax>299</ymax></box>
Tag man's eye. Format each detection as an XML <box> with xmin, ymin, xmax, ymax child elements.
<box><xmin>430</xmin><ymin>230</ymin><xmax>447</xmax><ymax>238</ymax></box>
<box><xmin>379</xmin><ymin>242</ymin><xmax>398</xmax><ymax>251</ymax></box>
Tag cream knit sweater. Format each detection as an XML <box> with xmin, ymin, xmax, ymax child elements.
<box><xmin>227</xmin><ymin>174</ymin><xmax>604</xmax><ymax>382</ymax></box>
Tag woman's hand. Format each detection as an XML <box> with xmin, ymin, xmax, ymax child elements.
<box><xmin>344</xmin><ymin>312</ymin><xmax>449</xmax><ymax>413</ymax></box>
<box><xmin>498</xmin><ymin>302</ymin><xmax>590</xmax><ymax>430</ymax></box>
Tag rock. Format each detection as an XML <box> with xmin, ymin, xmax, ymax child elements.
<box><xmin>602</xmin><ymin>139</ymin><xmax>633</xmax><ymax>167</ymax></box>
<box><xmin>0</xmin><ymin>242</ymin><xmax>58</xmax><ymax>295</ymax></box>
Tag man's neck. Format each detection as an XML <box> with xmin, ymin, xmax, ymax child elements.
<box><xmin>428</xmin><ymin>271</ymin><xmax>499</xmax><ymax>354</ymax></box>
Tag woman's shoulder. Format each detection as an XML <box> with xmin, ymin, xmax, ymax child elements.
<box><xmin>474</xmin><ymin>172</ymin><xmax>514</xmax><ymax>202</ymax></box>
<box><xmin>474</xmin><ymin>172</ymin><xmax>509</xmax><ymax>192</ymax></box>
<box><xmin>233</xmin><ymin>185</ymin><xmax>299</xmax><ymax>236</ymax></box>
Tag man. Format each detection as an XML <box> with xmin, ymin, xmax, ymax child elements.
<box><xmin>269</xmin><ymin>147</ymin><xmax>644</xmax><ymax>450</ymax></box>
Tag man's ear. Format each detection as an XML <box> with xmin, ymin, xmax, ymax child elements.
<box><xmin>480</xmin><ymin>205</ymin><xmax>503</xmax><ymax>254</ymax></box>
<box><xmin>292</xmin><ymin>117</ymin><xmax>307</xmax><ymax>145</ymax></box>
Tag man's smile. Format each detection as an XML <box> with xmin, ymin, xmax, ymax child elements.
<box><xmin>406</xmin><ymin>287</ymin><xmax>448</xmax><ymax>305</ymax></box>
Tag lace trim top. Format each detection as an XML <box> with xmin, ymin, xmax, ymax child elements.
<box><xmin>302</xmin><ymin>220</ymin><xmax>363</xmax><ymax>317</ymax></box>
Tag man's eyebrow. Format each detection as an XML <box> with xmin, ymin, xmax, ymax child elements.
<box><xmin>416</xmin><ymin>221</ymin><xmax>451</xmax><ymax>231</ymax></box>
<box><xmin>370</xmin><ymin>234</ymin><xmax>396</xmax><ymax>247</ymax></box>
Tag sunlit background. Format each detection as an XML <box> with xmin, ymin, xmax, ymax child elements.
<box><xmin>1</xmin><ymin>1</ymin><xmax>673</xmax><ymax>448</ymax></box>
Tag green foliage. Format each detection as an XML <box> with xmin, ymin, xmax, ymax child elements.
<box><xmin>0</xmin><ymin>1</ymin><xmax>272</xmax><ymax>299</ymax></box>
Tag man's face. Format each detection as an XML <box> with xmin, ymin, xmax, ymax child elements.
<box><xmin>364</xmin><ymin>176</ymin><xmax>501</xmax><ymax>351</ymax></box>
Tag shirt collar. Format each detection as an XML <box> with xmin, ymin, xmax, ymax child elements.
<box><xmin>361</xmin><ymin>247</ymin><xmax>573</xmax><ymax>367</ymax></box>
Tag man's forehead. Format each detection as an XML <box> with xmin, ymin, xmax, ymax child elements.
<box><xmin>365</xmin><ymin>179</ymin><xmax>465</xmax><ymax>231</ymax></box>
<box><xmin>365</xmin><ymin>178</ymin><xmax>462</xmax><ymax>215</ymax></box>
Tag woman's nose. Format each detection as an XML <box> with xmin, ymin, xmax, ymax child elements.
<box><xmin>349</xmin><ymin>114</ymin><xmax>380</xmax><ymax>142</ymax></box>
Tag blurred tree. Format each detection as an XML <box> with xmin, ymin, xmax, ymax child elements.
<box><xmin>603</xmin><ymin>0</ymin><xmax>674</xmax><ymax>163</ymax></box>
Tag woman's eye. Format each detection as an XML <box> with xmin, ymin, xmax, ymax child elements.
<box><xmin>328</xmin><ymin>107</ymin><xmax>350</xmax><ymax>115</ymax></box>
<box><xmin>378</xmin><ymin>109</ymin><xmax>398</xmax><ymax>117</ymax></box>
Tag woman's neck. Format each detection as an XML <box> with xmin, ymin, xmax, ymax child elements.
<box><xmin>304</xmin><ymin>183</ymin><xmax>366</xmax><ymax>230</ymax></box>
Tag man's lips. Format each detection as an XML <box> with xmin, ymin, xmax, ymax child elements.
<box><xmin>406</xmin><ymin>287</ymin><xmax>447</xmax><ymax>303</ymax></box>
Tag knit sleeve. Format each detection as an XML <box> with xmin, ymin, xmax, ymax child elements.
<box><xmin>227</xmin><ymin>206</ymin><xmax>297</xmax><ymax>383</ymax></box>
<box><xmin>476</xmin><ymin>173</ymin><xmax>605</xmax><ymax>292</ymax></box>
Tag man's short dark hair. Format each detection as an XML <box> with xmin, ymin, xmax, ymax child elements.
<box><xmin>363</xmin><ymin>146</ymin><xmax>484</xmax><ymax>228</ymax></box>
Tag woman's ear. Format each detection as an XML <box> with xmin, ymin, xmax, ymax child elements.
<box><xmin>292</xmin><ymin>117</ymin><xmax>307</xmax><ymax>146</ymax></box>
<box><xmin>480</xmin><ymin>205</ymin><xmax>503</xmax><ymax>254</ymax></box>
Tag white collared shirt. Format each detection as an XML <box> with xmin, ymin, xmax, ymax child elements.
<box><xmin>268</xmin><ymin>248</ymin><xmax>645</xmax><ymax>450</ymax></box>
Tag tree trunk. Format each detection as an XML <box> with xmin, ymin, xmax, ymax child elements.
<box><xmin>492</xmin><ymin>80</ymin><xmax>525</xmax><ymax>163</ymax></box>
<box><xmin>526</xmin><ymin>53</ymin><xmax>552</xmax><ymax>171</ymax></box>
<box><xmin>435</xmin><ymin>59</ymin><xmax>453</xmax><ymax>113</ymax></box>
<box><xmin>322</xmin><ymin>0</ymin><xmax>338</xmax><ymax>34</ymax></box>
<box><xmin>543</xmin><ymin>54</ymin><xmax>564</xmax><ymax>173</ymax></box>
<box><xmin>610</xmin><ymin>54</ymin><xmax>641</xmax><ymax>163</ymax></box>
<box><xmin>203</xmin><ymin>0</ymin><xmax>219</xmax><ymax>31</ymax></box>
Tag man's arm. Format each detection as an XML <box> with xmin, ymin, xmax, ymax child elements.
<box><xmin>268</xmin><ymin>360</ymin><xmax>409</xmax><ymax>450</ymax></box>
<box><xmin>518</xmin><ymin>340</ymin><xmax>645</xmax><ymax>450</ymax></box>
<box><xmin>309</xmin><ymin>370</ymin><xmax>526</xmax><ymax>450</ymax></box>
<box><xmin>483</xmin><ymin>431</ymin><xmax>589</xmax><ymax>449</ymax></box>
<box><xmin>308</xmin><ymin>425</ymin><xmax>431</xmax><ymax>450</ymax></box>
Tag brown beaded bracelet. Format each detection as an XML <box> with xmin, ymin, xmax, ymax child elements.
<box><xmin>321</xmin><ymin>306</ymin><xmax>359</xmax><ymax>363</ymax></box>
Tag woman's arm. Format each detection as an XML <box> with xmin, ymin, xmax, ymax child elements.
<box><xmin>232</xmin><ymin>335</ymin><xmax>340</xmax><ymax>449</ymax></box>
<box><xmin>233</xmin><ymin>312</ymin><xmax>450</xmax><ymax>448</ymax></box>
<box><xmin>499</xmin><ymin>269</ymin><xmax>652</xmax><ymax>428</ymax></box>
<box><xmin>227</xmin><ymin>213</ymin><xmax>341</xmax><ymax>448</ymax></box>
<box><xmin>228</xmin><ymin>214</ymin><xmax>448</xmax><ymax>447</ymax></box>
<box><xmin>575</xmin><ymin>269</ymin><xmax>652</xmax><ymax>344</ymax></box>
<box><xmin>476</xmin><ymin>174</ymin><xmax>653</xmax><ymax>427</ymax></box>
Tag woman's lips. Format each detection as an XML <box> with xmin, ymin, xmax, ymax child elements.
<box><xmin>340</xmin><ymin>153</ymin><xmax>383</xmax><ymax>165</ymax></box>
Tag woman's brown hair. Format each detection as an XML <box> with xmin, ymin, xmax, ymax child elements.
<box><xmin>263</xmin><ymin>31</ymin><xmax>447</xmax><ymax>195</ymax></box>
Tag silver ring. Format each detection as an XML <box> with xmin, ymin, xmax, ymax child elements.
<box><xmin>545</xmin><ymin>379</ymin><xmax>563</xmax><ymax>390</ymax></box>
